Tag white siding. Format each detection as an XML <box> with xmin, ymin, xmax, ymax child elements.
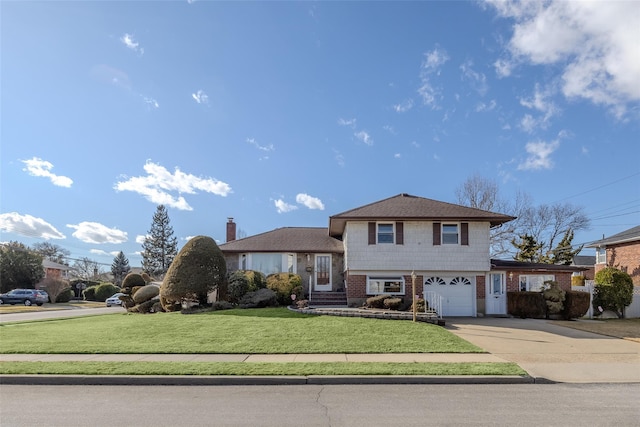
<box><xmin>344</xmin><ymin>221</ymin><xmax>491</xmax><ymax>272</ymax></box>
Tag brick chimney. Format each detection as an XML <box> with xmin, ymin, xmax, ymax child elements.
<box><xmin>226</xmin><ymin>217</ymin><xmax>236</xmax><ymax>242</ymax></box>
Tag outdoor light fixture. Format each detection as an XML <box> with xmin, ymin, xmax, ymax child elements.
<box><xmin>509</xmin><ymin>272</ymin><xmax>514</xmax><ymax>281</ymax></box>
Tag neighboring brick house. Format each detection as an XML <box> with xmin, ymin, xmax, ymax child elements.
<box><xmin>587</xmin><ymin>225</ymin><xmax>640</xmax><ymax>287</ymax></box>
<box><xmin>219</xmin><ymin>193</ymin><xmax>589</xmax><ymax>316</ymax></box>
<box><xmin>42</xmin><ymin>259</ymin><xmax>71</xmax><ymax>280</ymax></box>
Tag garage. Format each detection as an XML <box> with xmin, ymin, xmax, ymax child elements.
<box><xmin>423</xmin><ymin>276</ymin><xmax>475</xmax><ymax>316</ymax></box>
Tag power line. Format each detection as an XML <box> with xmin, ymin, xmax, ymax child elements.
<box><xmin>552</xmin><ymin>171</ymin><xmax>640</xmax><ymax>203</ymax></box>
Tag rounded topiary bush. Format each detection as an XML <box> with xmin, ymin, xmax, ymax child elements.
<box><xmin>122</xmin><ymin>273</ymin><xmax>146</xmax><ymax>292</ymax></box>
<box><xmin>94</xmin><ymin>283</ymin><xmax>121</xmax><ymax>302</ymax></box>
<box><xmin>266</xmin><ymin>273</ymin><xmax>303</xmax><ymax>306</ymax></box>
<box><xmin>227</xmin><ymin>271</ymin><xmax>250</xmax><ymax>304</ymax></box>
<box><xmin>82</xmin><ymin>286</ymin><xmax>97</xmax><ymax>301</ymax></box>
<box><xmin>160</xmin><ymin>235</ymin><xmax>227</xmax><ymax>311</ymax></box>
<box><xmin>593</xmin><ymin>267</ymin><xmax>633</xmax><ymax>318</ymax></box>
<box><xmin>55</xmin><ymin>288</ymin><xmax>74</xmax><ymax>303</ymax></box>
<box><xmin>133</xmin><ymin>284</ymin><xmax>160</xmax><ymax>304</ymax></box>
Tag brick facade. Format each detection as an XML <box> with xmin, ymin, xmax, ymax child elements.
<box><xmin>594</xmin><ymin>241</ymin><xmax>640</xmax><ymax>287</ymax></box>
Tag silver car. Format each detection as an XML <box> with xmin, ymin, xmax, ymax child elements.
<box><xmin>105</xmin><ymin>293</ymin><xmax>125</xmax><ymax>307</ymax></box>
<box><xmin>0</xmin><ymin>289</ymin><xmax>48</xmax><ymax>306</ymax></box>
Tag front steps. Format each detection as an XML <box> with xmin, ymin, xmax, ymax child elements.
<box><xmin>309</xmin><ymin>291</ymin><xmax>347</xmax><ymax>306</ymax></box>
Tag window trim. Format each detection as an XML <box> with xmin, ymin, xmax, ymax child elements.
<box><xmin>376</xmin><ymin>222</ymin><xmax>395</xmax><ymax>244</ymax></box>
<box><xmin>366</xmin><ymin>276</ymin><xmax>405</xmax><ymax>295</ymax></box>
<box><xmin>519</xmin><ymin>274</ymin><xmax>555</xmax><ymax>292</ymax></box>
<box><xmin>442</xmin><ymin>223</ymin><xmax>460</xmax><ymax>245</ymax></box>
<box><xmin>595</xmin><ymin>247</ymin><xmax>606</xmax><ymax>264</ymax></box>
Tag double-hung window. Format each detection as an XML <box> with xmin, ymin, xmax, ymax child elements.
<box><xmin>442</xmin><ymin>224</ymin><xmax>459</xmax><ymax>244</ymax></box>
<box><xmin>377</xmin><ymin>223</ymin><xmax>394</xmax><ymax>244</ymax></box>
<box><xmin>595</xmin><ymin>247</ymin><xmax>606</xmax><ymax>264</ymax></box>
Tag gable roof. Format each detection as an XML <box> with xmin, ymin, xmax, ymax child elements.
<box><xmin>329</xmin><ymin>193</ymin><xmax>515</xmax><ymax>237</ymax></box>
<box><xmin>42</xmin><ymin>259</ymin><xmax>71</xmax><ymax>271</ymax></box>
<box><xmin>586</xmin><ymin>225</ymin><xmax>640</xmax><ymax>248</ymax></box>
<box><xmin>219</xmin><ymin>227</ymin><xmax>344</xmax><ymax>253</ymax></box>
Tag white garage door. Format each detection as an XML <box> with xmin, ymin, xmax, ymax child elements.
<box><xmin>424</xmin><ymin>276</ymin><xmax>475</xmax><ymax>316</ymax></box>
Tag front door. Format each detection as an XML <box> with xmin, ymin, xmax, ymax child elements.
<box><xmin>314</xmin><ymin>254</ymin><xmax>332</xmax><ymax>292</ymax></box>
<box><xmin>486</xmin><ymin>273</ymin><xmax>507</xmax><ymax>315</ymax></box>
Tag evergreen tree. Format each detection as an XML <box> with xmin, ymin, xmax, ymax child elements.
<box><xmin>549</xmin><ymin>229</ymin><xmax>582</xmax><ymax>265</ymax></box>
<box><xmin>141</xmin><ymin>205</ymin><xmax>178</xmax><ymax>277</ymax></box>
<box><xmin>511</xmin><ymin>234</ymin><xmax>546</xmax><ymax>263</ymax></box>
<box><xmin>0</xmin><ymin>241</ymin><xmax>45</xmax><ymax>293</ymax></box>
<box><xmin>111</xmin><ymin>251</ymin><xmax>131</xmax><ymax>287</ymax></box>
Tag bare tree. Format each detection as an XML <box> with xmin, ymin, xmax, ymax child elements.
<box><xmin>456</xmin><ymin>174</ymin><xmax>589</xmax><ymax>260</ymax></box>
<box><xmin>455</xmin><ymin>174</ymin><xmax>532</xmax><ymax>258</ymax></box>
<box><xmin>37</xmin><ymin>277</ymin><xmax>70</xmax><ymax>303</ymax></box>
<box><xmin>71</xmin><ymin>257</ymin><xmax>103</xmax><ymax>280</ymax></box>
<box><xmin>31</xmin><ymin>242</ymin><xmax>70</xmax><ymax>264</ymax></box>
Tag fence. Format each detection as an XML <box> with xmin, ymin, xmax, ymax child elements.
<box><xmin>572</xmin><ymin>280</ymin><xmax>640</xmax><ymax>319</ymax></box>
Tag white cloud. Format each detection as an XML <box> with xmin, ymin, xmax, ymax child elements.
<box><xmin>143</xmin><ymin>96</ymin><xmax>159</xmax><ymax>109</ymax></box>
<box><xmin>135</xmin><ymin>235</ymin><xmax>147</xmax><ymax>244</ymax></box>
<box><xmin>296</xmin><ymin>193</ymin><xmax>324</xmax><ymax>210</ymax></box>
<box><xmin>120</xmin><ymin>33</ymin><xmax>144</xmax><ymax>55</ymax></box>
<box><xmin>274</xmin><ymin>199</ymin><xmax>298</xmax><ymax>213</ymax></box>
<box><xmin>475</xmin><ymin>100</ymin><xmax>497</xmax><ymax>112</ymax></box>
<box><xmin>0</xmin><ymin>212</ymin><xmax>65</xmax><ymax>240</ymax></box>
<box><xmin>90</xmin><ymin>249</ymin><xmax>120</xmax><ymax>257</ymax></box>
<box><xmin>486</xmin><ymin>0</ymin><xmax>640</xmax><ymax>118</ymax></box>
<box><xmin>422</xmin><ymin>47</ymin><xmax>449</xmax><ymax>72</ymax></box>
<box><xmin>67</xmin><ymin>222</ymin><xmax>127</xmax><ymax>244</ymax></box>
<box><xmin>460</xmin><ymin>60</ymin><xmax>488</xmax><ymax>96</ymax></box>
<box><xmin>394</xmin><ymin>153</ymin><xmax>401</xmax><ymax>159</ymax></box>
<box><xmin>393</xmin><ymin>99</ymin><xmax>414</xmax><ymax>113</ymax></box>
<box><xmin>354</xmin><ymin>130</ymin><xmax>373</xmax><ymax>146</ymax></box>
<box><xmin>192</xmin><ymin>90</ymin><xmax>209</xmax><ymax>104</ymax></box>
<box><xmin>519</xmin><ymin>84</ymin><xmax>559</xmax><ymax>131</ymax></box>
<box><xmin>333</xmin><ymin>149</ymin><xmax>345</xmax><ymax>167</ymax></box>
<box><xmin>21</xmin><ymin>157</ymin><xmax>73</xmax><ymax>188</ymax></box>
<box><xmin>114</xmin><ymin>160</ymin><xmax>232</xmax><ymax>210</ymax></box>
<box><xmin>247</xmin><ymin>137</ymin><xmax>274</xmax><ymax>152</ymax></box>
<box><xmin>338</xmin><ymin>118</ymin><xmax>356</xmax><ymax>127</ymax></box>
<box><xmin>518</xmin><ymin>139</ymin><xmax>561</xmax><ymax>170</ymax></box>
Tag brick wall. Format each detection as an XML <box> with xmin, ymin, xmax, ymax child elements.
<box><xmin>594</xmin><ymin>242</ymin><xmax>640</xmax><ymax>287</ymax></box>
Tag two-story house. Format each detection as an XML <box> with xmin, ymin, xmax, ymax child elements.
<box><xmin>220</xmin><ymin>193</ymin><xmax>517</xmax><ymax>316</ymax></box>
<box><xmin>587</xmin><ymin>225</ymin><xmax>640</xmax><ymax>287</ymax></box>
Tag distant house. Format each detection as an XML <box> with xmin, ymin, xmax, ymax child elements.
<box><xmin>587</xmin><ymin>225</ymin><xmax>640</xmax><ymax>287</ymax></box>
<box><xmin>571</xmin><ymin>255</ymin><xmax>596</xmax><ymax>281</ymax></box>
<box><xmin>219</xmin><ymin>193</ymin><xmax>588</xmax><ymax>317</ymax></box>
<box><xmin>42</xmin><ymin>259</ymin><xmax>71</xmax><ymax>280</ymax></box>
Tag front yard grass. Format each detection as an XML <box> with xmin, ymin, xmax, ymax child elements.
<box><xmin>0</xmin><ymin>361</ymin><xmax>525</xmax><ymax>376</ymax></box>
<box><xmin>0</xmin><ymin>308</ymin><xmax>482</xmax><ymax>354</ymax></box>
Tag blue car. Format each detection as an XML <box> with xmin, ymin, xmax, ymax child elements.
<box><xmin>0</xmin><ymin>289</ymin><xmax>48</xmax><ymax>306</ymax></box>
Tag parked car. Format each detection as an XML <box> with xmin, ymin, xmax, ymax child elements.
<box><xmin>0</xmin><ymin>289</ymin><xmax>48</xmax><ymax>306</ymax></box>
<box><xmin>105</xmin><ymin>293</ymin><xmax>125</xmax><ymax>307</ymax></box>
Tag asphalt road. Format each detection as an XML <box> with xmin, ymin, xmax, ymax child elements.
<box><xmin>1</xmin><ymin>384</ymin><xmax>638</xmax><ymax>426</ymax></box>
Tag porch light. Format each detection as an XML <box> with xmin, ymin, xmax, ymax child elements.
<box><xmin>509</xmin><ymin>272</ymin><xmax>514</xmax><ymax>281</ymax></box>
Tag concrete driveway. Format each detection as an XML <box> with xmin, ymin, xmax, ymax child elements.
<box><xmin>445</xmin><ymin>317</ymin><xmax>640</xmax><ymax>383</ymax></box>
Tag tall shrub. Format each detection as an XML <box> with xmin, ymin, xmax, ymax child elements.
<box><xmin>94</xmin><ymin>283</ymin><xmax>120</xmax><ymax>302</ymax></box>
<box><xmin>593</xmin><ymin>267</ymin><xmax>633</xmax><ymax>318</ymax></box>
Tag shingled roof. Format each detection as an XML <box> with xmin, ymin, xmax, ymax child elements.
<box><xmin>586</xmin><ymin>225</ymin><xmax>640</xmax><ymax>247</ymax></box>
<box><xmin>329</xmin><ymin>193</ymin><xmax>515</xmax><ymax>237</ymax></box>
<box><xmin>219</xmin><ymin>227</ymin><xmax>343</xmax><ymax>253</ymax></box>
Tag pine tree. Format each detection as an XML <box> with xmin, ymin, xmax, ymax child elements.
<box><xmin>549</xmin><ymin>229</ymin><xmax>582</xmax><ymax>265</ymax></box>
<box><xmin>141</xmin><ymin>205</ymin><xmax>178</xmax><ymax>277</ymax></box>
<box><xmin>511</xmin><ymin>234</ymin><xmax>546</xmax><ymax>263</ymax></box>
<box><xmin>111</xmin><ymin>251</ymin><xmax>131</xmax><ymax>287</ymax></box>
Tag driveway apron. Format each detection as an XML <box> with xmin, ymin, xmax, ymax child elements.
<box><xmin>445</xmin><ymin>317</ymin><xmax>640</xmax><ymax>383</ymax></box>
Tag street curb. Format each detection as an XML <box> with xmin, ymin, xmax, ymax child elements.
<box><xmin>0</xmin><ymin>374</ymin><xmax>540</xmax><ymax>386</ymax></box>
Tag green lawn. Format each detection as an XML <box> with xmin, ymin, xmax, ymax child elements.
<box><xmin>0</xmin><ymin>361</ymin><xmax>525</xmax><ymax>376</ymax></box>
<box><xmin>0</xmin><ymin>307</ymin><xmax>482</xmax><ymax>354</ymax></box>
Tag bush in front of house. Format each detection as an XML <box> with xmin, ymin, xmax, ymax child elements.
<box><xmin>542</xmin><ymin>280</ymin><xmax>565</xmax><ymax>318</ymax></box>
<box><xmin>55</xmin><ymin>288</ymin><xmax>74</xmax><ymax>303</ymax></box>
<box><xmin>94</xmin><ymin>283</ymin><xmax>121</xmax><ymax>302</ymax></box>
<box><xmin>593</xmin><ymin>267</ymin><xmax>633</xmax><ymax>318</ymax></box>
<box><xmin>82</xmin><ymin>286</ymin><xmax>97</xmax><ymax>301</ymax></box>
<box><xmin>227</xmin><ymin>271</ymin><xmax>250</xmax><ymax>304</ymax></box>
<box><xmin>160</xmin><ymin>235</ymin><xmax>227</xmax><ymax>311</ymax></box>
<box><xmin>561</xmin><ymin>291</ymin><xmax>591</xmax><ymax>320</ymax></box>
<box><xmin>245</xmin><ymin>270</ymin><xmax>266</xmax><ymax>292</ymax></box>
<box><xmin>365</xmin><ymin>295</ymin><xmax>388</xmax><ymax>309</ymax></box>
<box><xmin>383</xmin><ymin>297</ymin><xmax>402</xmax><ymax>310</ymax></box>
<box><xmin>266</xmin><ymin>273</ymin><xmax>303</xmax><ymax>306</ymax></box>
<box><xmin>507</xmin><ymin>291</ymin><xmax>546</xmax><ymax>318</ymax></box>
<box><xmin>410</xmin><ymin>298</ymin><xmax>427</xmax><ymax>313</ymax></box>
<box><xmin>571</xmin><ymin>275</ymin><xmax>586</xmax><ymax>286</ymax></box>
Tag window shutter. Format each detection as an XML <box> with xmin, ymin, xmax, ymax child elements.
<box><xmin>368</xmin><ymin>222</ymin><xmax>376</xmax><ymax>245</ymax></box>
<box><xmin>461</xmin><ymin>223</ymin><xmax>469</xmax><ymax>246</ymax></box>
<box><xmin>433</xmin><ymin>222</ymin><xmax>441</xmax><ymax>245</ymax></box>
<box><xmin>396</xmin><ymin>222</ymin><xmax>404</xmax><ymax>245</ymax></box>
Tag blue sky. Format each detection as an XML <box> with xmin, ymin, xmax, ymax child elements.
<box><xmin>1</xmin><ymin>1</ymin><xmax>639</xmax><ymax>269</ymax></box>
